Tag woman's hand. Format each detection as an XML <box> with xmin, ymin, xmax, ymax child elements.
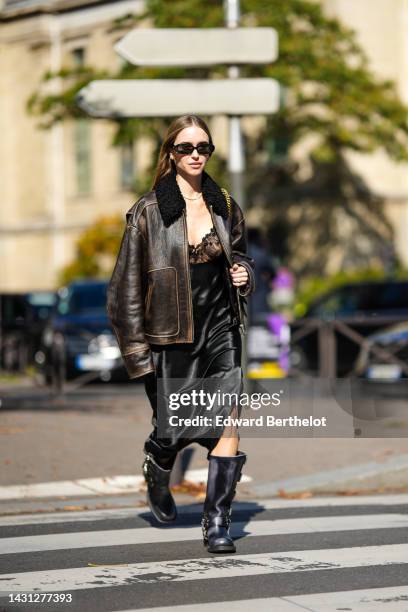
<box><xmin>229</xmin><ymin>263</ymin><xmax>249</xmax><ymax>288</ymax></box>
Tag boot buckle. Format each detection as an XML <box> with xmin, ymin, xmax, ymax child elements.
<box><xmin>143</xmin><ymin>455</ymin><xmax>158</xmax><ymax>487</ymax></box>
<box><xmin>201</xmin><ymin>513</ymin><xmax>210</xmax><ymax>545</ymax></box>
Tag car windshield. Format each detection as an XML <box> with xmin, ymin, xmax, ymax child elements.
<box><xmin>27</xmin><ymin>292</ymin><xmax>57</xmax><ymax>321</ymax></box>
<box><xmin>57</xmin><ymin>284</ymin><xmax>108</xmax><ymax>316</ymax></box>
<box><xmin>309</xmin><ymin>283</ymin><xmax>408</xmax><ymax>317</ymax></box>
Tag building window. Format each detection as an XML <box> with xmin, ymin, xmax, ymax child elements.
<box><xmin>120</xmin><ymin>143</ymin><xmax>135</xmax><ymax>190</ymax></box>
<box><xmin>72</xmin><ymin>47</ymin><xmax>85</xmax><ymax>67</ymax></box>
<box><xmin>74</xmin><ymin>119</ymin><xmax>92</xmax><ymax>196</ymax></box>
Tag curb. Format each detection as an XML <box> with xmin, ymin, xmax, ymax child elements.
<box><xmin>251</xmin><ymin>453</ymin><xmax>408</xmax><ymax>497</ymax></box>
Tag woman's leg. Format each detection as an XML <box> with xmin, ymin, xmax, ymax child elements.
<box><xmin>199</xmin><ymin>387</ymin><xmax>245</xmax><ymax>552</ymax></box>
<box><xmin>204</xmin><ymin>333</ymin><xmax>243</xmax><ymax>458</ymax></box>
<box><xmin>200</xmin><ymin>408</ymin><xmax>245</xmax><ymax>554</ymax></box>
<box><xmin>208</xmin><ymin>405</ymin><xmax>239</xmax><ymax>456</ymax></box>
<box><xmin>142</xmin><ymin>371</ymin><xmax>180</xmax><ymax>523</ymax></box>
<box><xmin>143</xmin><ymin>370</ymin><xmax>181</xmax><ymax>467</ymax></box>
<box><xmin>201</xmin><ymin>445</ymin><xmax>247</xmax><ymax>553</ymax></box>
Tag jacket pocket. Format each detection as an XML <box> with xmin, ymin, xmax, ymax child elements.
<box><xmin>145</xmin><ymin>267</ymin><xmax>179</xmax><ymax>337</ymax></box>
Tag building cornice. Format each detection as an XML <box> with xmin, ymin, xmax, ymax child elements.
<box><xmin>1</xmin><ymin>0</ymin><xmax>130</xmax><ymax>21</ymax></box>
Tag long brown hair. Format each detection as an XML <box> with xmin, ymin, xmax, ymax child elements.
<box><xmin>151</xmin><ymin>115</ymin><xmax>214</xmax><ymax>189</ymax></box>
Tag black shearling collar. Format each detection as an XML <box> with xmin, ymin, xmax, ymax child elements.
<box><xmin>155</xmin><ymin>167</ymin><xmax>229</xmax><ymax>227</ymax></box>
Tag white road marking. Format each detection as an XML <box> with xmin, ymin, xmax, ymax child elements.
<box><xmin>1</xmin><ymin>544</ymin><xmax>407</xmax><ymax>592</ymax></box>
<box><xmin>1</xmin><ymin>513</ymin><xmax>407</xmax><ymax>554</ymax></box>
<box><xmin>1</xmin><ymin>493</ymin><xmax>406</xmax><ymax>527</ymax></box>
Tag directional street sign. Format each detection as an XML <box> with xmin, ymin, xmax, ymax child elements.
<box><xmin>115</xmin><ymin>28</ymin><xmax>278</xmax><ymax>66</ymax></box>
<box><xmin>76</xmin><ymin>78</ymin><xmax>280</xmax><ymax>118</ymax></box>
<box><xmin>75</xmin><ymin>13</ymin><xmax>281</xmax><ymax>214</ymax></box>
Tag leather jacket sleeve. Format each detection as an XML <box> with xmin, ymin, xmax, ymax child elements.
<box><xmin>230</xmin><ymin>197</ymin><xmax>256</xmax><ymax>298</ymax></box>
<box><xmin>106</xmin><ymin>211</ymin><xmax>155</xmax><ymax>379</ymax></box>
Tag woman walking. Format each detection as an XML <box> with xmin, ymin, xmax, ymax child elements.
<box><xmin>107</xmin><ymin>114</ymin><xmax>255</xmax><ymax>554</ymax></box>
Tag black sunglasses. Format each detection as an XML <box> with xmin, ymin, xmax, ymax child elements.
<box><xmin>172</xmin><ymin>142</ymin><xmax>215</xmax><ymax>155</ymax></box>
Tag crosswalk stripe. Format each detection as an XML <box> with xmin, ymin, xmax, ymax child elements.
<box><xmin>1</xmin><ymin>513</ymin><xmax>407</xmax><ymax>554</ymax></box>
<box><xmin>115</xmin><ymin>585</ymin><xmax>408</xmax><ymax>611</ymax></box>
<box><xmin>1</xmin><ymin>544</ymin><xmax>407</xmax><ymax>592</ymax></box>
<box><xmin>1</xmin><ymin>493</ymin><xmax>407</xmax><ymax>527</ymax></box>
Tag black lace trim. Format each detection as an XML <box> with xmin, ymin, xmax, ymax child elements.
<box><xmin>188</xmin><ymin>227</ymin><xmax>222</xmax><ymax>264</ymax></box>
<box><xmin>188</xmin><ymin>227</ymin><xmax>216</xmax><ymax>253</ymax></box>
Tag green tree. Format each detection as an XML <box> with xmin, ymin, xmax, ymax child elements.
<box><xmin>58</xmin><ymin>215</ymin><xmax>122</xmax><ymax>285</ymax></box>
<box><xmin>28</xmin><ymin>0</ymin><xmax>408</xmax><ymax>280</ymax></box>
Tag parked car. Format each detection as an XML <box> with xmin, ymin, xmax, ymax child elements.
<box><xmin>290</xmin><ymin>280</ymin><xmax>408</xmax><ymax>376</ymax></box>
<box><xmin>0</xmin><ymin>291</ymin><xmax>56</xmax><ymax>371</ymax></box>
<box><xmin>353</xmin><ymin>321</ymin><xmax>408</xmax><ymax>381</ymax></box>
<box><xmin>35</xmin><ymin>279</ymin><xmax>126</xmax><ymax>384</ymax></box>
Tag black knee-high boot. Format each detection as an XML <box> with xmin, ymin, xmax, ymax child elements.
<box><xmin>142</xmin><ymin>434</ymin><xmax>178</xmax><ymax>523</ymax></box>
<box><xmin>201</xmin><ymin>451</ymin><xmax>247</xmax><ymax>553</ymax></box>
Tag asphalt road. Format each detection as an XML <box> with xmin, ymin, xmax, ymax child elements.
<box><xmin>1</xmin><ymin>495</ymin><xmax>408</xmax><ymax>611</ymax></box>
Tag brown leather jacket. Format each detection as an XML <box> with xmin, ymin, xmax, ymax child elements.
<box><xmin>106</xmin><ymin>169</ymin><xmax>256</xmax><ymax>379</ymax></box>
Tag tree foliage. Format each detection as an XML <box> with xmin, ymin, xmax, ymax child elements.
<box><xmin>58</xmin><ymin>215</ymin><xmax>122</xmax><ymax>285</ymax></box>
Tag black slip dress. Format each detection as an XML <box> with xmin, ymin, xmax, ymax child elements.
<box><xmin>144</xmin><ymin>225</ymin><xmax>243</xmax><ymax>450</ymax></box>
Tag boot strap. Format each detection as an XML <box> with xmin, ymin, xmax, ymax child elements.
<box><xmin>143</xmin><ymin>455</ymin><xmax>171</xmax><ymax>487</ymax></box>
<box><xmin>202</xmin><ymin>511</ymin><xmax>231</xmax><ymax>531</ymax></box>
<box><xmin>210</xmin><ymin>515</ymin><xmax>231</xmax><ymax>528</ymax></box>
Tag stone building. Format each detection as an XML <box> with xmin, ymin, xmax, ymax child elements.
<box><xmin>323</xmin><ymin>0</ymin><xmax>408</xmax><ymax>268</ymax></box>
<box><xmin>0</xmin><ymin>0</ymin><xmax>150</xmax><ymax>290</ymax></box>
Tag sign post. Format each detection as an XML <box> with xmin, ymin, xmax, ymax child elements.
<box><xmin>224</xmin><ymin>0</ymin><xmax>245</xmax><ymax>209</ymax></box>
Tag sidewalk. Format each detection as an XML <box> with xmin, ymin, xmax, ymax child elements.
<box><xmin>1</xmin><ymin>382</ymin><xmax>408</xmax><ymax>514</ymax></box>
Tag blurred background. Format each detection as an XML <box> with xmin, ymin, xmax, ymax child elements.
<box><xmin>1</xmin><ymin>0</ymin><xmax>408</xmax><ymax>392</ymax></box>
